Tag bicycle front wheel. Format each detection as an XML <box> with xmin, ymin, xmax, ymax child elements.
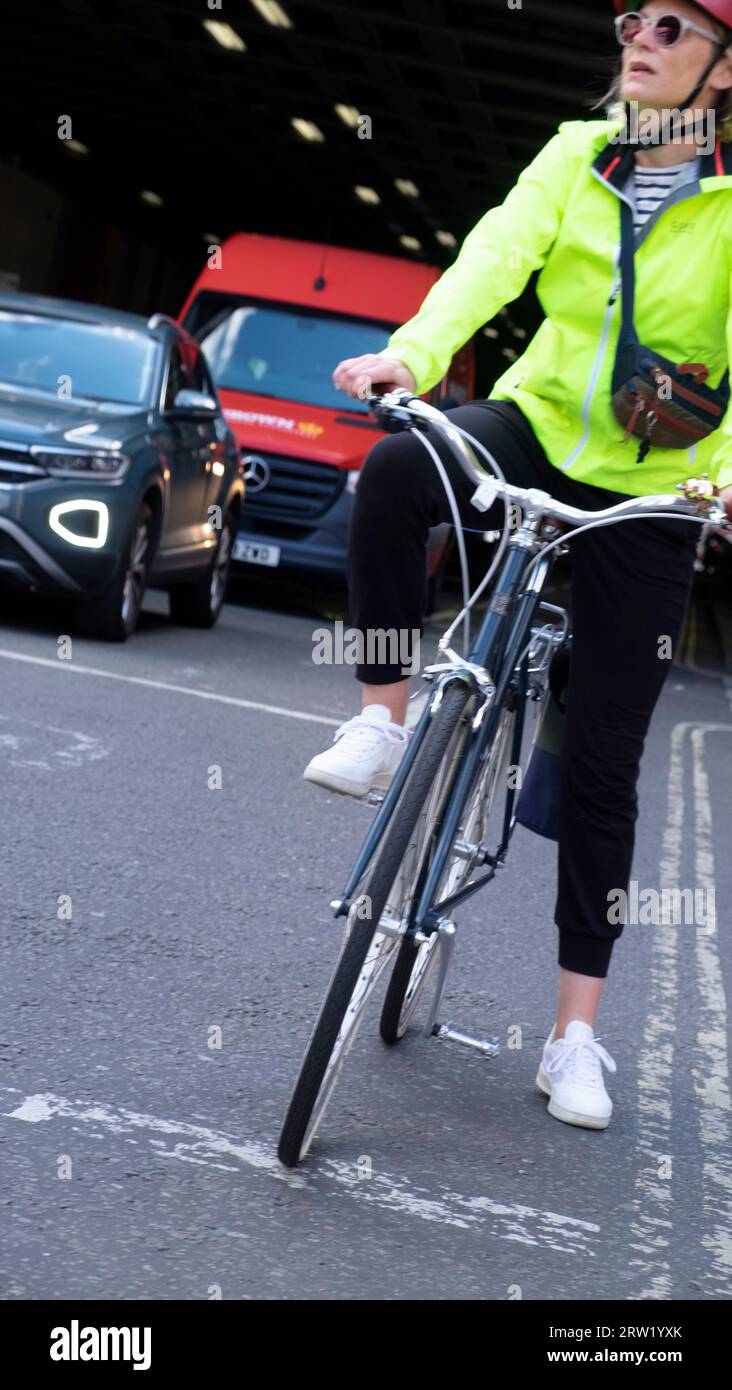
<box><xmin>277</xmin><ymin>679</ymin><xmax>473</xmax><ymax>1167</ymax></box>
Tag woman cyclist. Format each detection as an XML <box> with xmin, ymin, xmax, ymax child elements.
<box><xmin>303</xmin><ymin>0</ymin><xmax>732</xmax><ymax>1131</ymax></box>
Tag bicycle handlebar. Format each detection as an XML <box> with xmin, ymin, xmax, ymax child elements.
<box><xmin>367</xmin><ymin>387</ymin><xmax>730</xmax><ymax>531</ymax></box>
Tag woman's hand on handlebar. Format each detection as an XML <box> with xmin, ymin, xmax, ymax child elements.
<box><xmin>332</xmin><ymin>353</ymin><xmax>416</xmax><ymax>401</ymax></box>
<box><xmin>681</xmin><ymin>476</ymin><xmax>732</xmax><ymax>523</ymax></box>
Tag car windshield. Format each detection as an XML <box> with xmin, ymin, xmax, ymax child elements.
<box><xmin>0</xmin><ymin>311</ymin><xmax>158</xmax><ymax>407</ymax></box>
<box><xmin>193</xmin><ymin>298</ymin><xmax>395</xmax><ymax>414</ymax></box>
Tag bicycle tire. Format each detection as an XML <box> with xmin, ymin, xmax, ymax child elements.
<box><xmin>277</xmin><ymin>679</ymin><xmax>472</xmax><ymax>1167</ymax></box>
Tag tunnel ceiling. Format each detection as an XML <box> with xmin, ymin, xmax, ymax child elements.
<box><xmin>1</xmin><ymin>0</ymin><xmax>618</xmax><ymax>268</ymax></box>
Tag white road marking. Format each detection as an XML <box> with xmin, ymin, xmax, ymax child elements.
<box><xmin>0</xmin><ymin>712</ymin><xmax>109</xmax><ymax>767</ymax></box>
<box><xmin>689</xmin><ymin>726</ymin><xmax>732</xmax><ymax>1292</ymax></box>
<box><xmin>0</xmin><ymin>648</ymin><xmax>340</xmax><ymax>728</ymax></box>
<box><xmin>628</xmin><ymin>724</ymin><xmax>682</xmax><ymax>1300</ymax></box>
<box><xmin>628</xmin><ymin>720</ymin><xmax>732</xmax><ymax>1299</ymax></box>
<box><xmin>1</xmin><ymin>1087</ymin><xmax>600</xmax><ymax>1255</ymax></box>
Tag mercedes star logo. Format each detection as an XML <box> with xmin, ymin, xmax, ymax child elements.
<box><xmin>242</xmin><ymin>454</ymin><xmax>270</xmax><ymax>493</ymax></box>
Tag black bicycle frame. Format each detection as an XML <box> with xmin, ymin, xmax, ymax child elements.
<box><xmin>336</xmin><ymin>524</ymin><xmax>556</xmax><ymax>920</ymax></box>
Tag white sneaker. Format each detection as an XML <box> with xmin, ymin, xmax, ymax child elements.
<box><xmin>535</xmin><ymin>1019</ymin><xmax>617</xmax><ymax>1130</ymax></box>
<box><xmin>303</xmin><ymin>703</ymin><xmax>410</xmax><ymax>798</ymax></box>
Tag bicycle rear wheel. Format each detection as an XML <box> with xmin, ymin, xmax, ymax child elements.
<box><xmin>277</xmin><ymin>679</ymin><xmax>473</xmax><ymax>1167</ymax></box>
<box><xmin>379</xmin><ymin>686</ymin><xmax>519</xmax><ymax>1045</ymax></box>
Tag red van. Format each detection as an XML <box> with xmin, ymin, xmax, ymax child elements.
<box><xmin>179</xmin><ymin>234</ymin><xmax>474</xmax><ymax>594</ymax></box>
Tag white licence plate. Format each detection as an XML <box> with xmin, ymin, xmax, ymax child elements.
<box><xmin>232</xmin><ymin>539</ymin><xmax>281</xmax><ymax>567</ymax></box>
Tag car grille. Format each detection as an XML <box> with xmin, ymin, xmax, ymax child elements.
<box><xmin>0</xmin><ymin>529</ymin><xmax>43</xmax><ymax>585</ymax></box>
<box><xmin>242</xmin><ymin>452</ymin><xmax>345</xmax><ymax>537</ymax></box>
<box><xmin>0</xmin><ymin>443</ymin><xmax>47</xmax><ymax>484</ymax></box>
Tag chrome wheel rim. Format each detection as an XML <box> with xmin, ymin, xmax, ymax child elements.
<box><xmin>299</xmin><ymin>909</ymin><xmax>402</xmax><ymax>1160</ymax></box>
<box><xmin>121</xmin><ymin>518</ymin><xmax>149</xmax><ymax>628</ymax></box>
<box><xmin>210</xmin><ymin>525</ymin><xmax>232</xmax><ymax>613</ymax></box>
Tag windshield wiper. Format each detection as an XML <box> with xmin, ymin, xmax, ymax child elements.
<box><xmin>0</xmin><ymin>380</ymin><xmax>104</xmax><ymax>404</ymax></box>
<box><xmin>0</xmin><ymin>382</ymin><xmax>141</xmax><ymax>409</ymax></box>
<box><xmin>218</xmin><ymin>386</ymin><xmax>367</xmax><ymax>415</ymax></box>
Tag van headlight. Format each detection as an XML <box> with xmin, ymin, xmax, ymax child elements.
<box><xmin>31</xmin><ymin>448</ymin><xmax>130</xmax><ymax>478</ymax></box>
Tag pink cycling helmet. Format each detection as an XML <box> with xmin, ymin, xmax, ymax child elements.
<box><xmin>613</xmin><ymin>0</ymin><xmax>732</xmax><ymax>24</ymax></box>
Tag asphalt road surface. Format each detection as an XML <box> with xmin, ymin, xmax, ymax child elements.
<box><xmin>1</xmin><ymin>568</ymin><xmax>731</xmax><ymax>1302</ymax></box>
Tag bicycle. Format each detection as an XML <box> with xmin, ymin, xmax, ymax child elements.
<box><xmin>277</xmin><ymin>387</ymin><xmax>728</xmax><ymax>1168</ymax></box>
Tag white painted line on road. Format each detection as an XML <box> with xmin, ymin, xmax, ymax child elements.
<box><xmin>690</xmin><ymin>726</ymin><xmax>732</xmax><ymax>1293</ymax></box>
<box><xmin>0</xmin><ymin>648</ymin><xmax>340</xmax><ymax>728</ymax></box>
<box><xmin>628</xmin><ymin>722</ymin><xmax>683</xmax><ymax>1300</ymax></box>
<box><xmin>628</xmin><ymin>721</ymin><xmax>732</xmax><ymax>1300</ymax></box>
<box><xmin>0</xmin><ymin>712</ymin><xmax>110</xmax><ymax>768</ymax></box>
<box><xmin>1</xmin><ymin>1087</ymin><xmax>600</xmax><ymax>1256</ymax></box>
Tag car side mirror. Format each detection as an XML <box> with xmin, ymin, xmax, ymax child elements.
<box><xmin>169</xmin><ymin>388</ymin><xmax>219</xmax><ymax>417</ymax></box>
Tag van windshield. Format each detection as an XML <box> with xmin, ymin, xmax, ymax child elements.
<box><xmin>193</xmin><ymin>298</ymin><xmax>395</xmax><ymax>414</ymax></box>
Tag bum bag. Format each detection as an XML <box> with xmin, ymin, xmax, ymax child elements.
<box><xmin>610</xmin><ymin>196</ymin><xmax>730</xmax><ymax>464</ymax></box>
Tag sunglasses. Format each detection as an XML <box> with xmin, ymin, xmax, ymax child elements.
<box><xmin>615</xmin><ymin>11</ymin><xmax>723</xmax><ymax>48</ymax></box>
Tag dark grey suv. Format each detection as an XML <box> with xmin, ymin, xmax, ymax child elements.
<box><xmin>0</xmin><ymin>293</ymin><xmax>245</xmax><ymax>639</ymax></box>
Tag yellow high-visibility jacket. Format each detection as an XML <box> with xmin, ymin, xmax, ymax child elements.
<box><xmin>386</xmin><ymin>118</ymin><xmax>732</xmax><ymax>494</ymax></box>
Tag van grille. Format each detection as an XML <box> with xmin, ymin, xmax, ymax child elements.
<box><xmin>241</xmin><ymin>452</ymin><xmax>345</xmax><ymax>530</ymax></box>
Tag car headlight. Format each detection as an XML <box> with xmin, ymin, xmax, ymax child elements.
<box><xmin>30</xmin><ymin>448</ymin><xmax>131</xmax><ymax>478</ymax></box>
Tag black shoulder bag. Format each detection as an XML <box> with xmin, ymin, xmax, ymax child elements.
<box><xmin>610</xmin><ymin>196</ymin><xmax>730</xmax><ymax>464</ymax></box>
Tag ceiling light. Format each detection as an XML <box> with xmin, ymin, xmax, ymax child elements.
<box><xmin>354</xmin><ymin>185</ymin><xmax>380</xmax><ymax>204</ymax></box>
<box><xmin>140</xmin><ymin>190</ymin><xmax>163</xmax><ymax>207</ymax></box>
<box><xmin>251</xmin><ymin>0</ymin><xmax>293</xmax><ymax>26</ymax></box>
<box><xmin>202</xmin><ymin>232</ymin><xmax>222</xmax><ymax>244</ymax></box>
<box><xmin>399</xmin><ymin>235</ymin><xmax>422</xmax><ymax>251</ymax></box>
<box><xmin>501</xmin><ymin>347</ymin><xmax>518</xmax><ymax>360</ymax></box>
<box><xmin>483</xmin><ymin>326</ymin><xmax>499</xmax><ymax>338</ymax></box>
<box><xmin>334</xmin><ymin>104</ymin><xmax>361</xmax><ymax>128</ymax></box>
<box><xmin>202</xmin><ymin>20</ymin><xmax>247</xmax><ymax>51</ymax></box>
<box><xmin>395</xmin><ymin>178</ymin><xmax>419</xmax><ymax>198</ymax></box>
<box><xmin>291</xmin><ymin>118</ymin><xmax>325</xmax><ymax>142</ymax></box>
<box><xmin>63</xmin><ymin>139</ymin><xmax>90</xmax><ymax>158</ymax></box>
<box><xmin>435</xmin><ymin>230</ymin><xmax>457</xmax><ymax>248</ymax></box>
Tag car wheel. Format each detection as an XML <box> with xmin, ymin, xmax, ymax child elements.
<box><xmin>74</xmin><ymin>501</ymin><xmax>155</xmax><ymax>642</ymax></box>
<box><xmin>168</xmin><ymin>513</ymin><xmax>234</xmax><ymax>628</ymax></box>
